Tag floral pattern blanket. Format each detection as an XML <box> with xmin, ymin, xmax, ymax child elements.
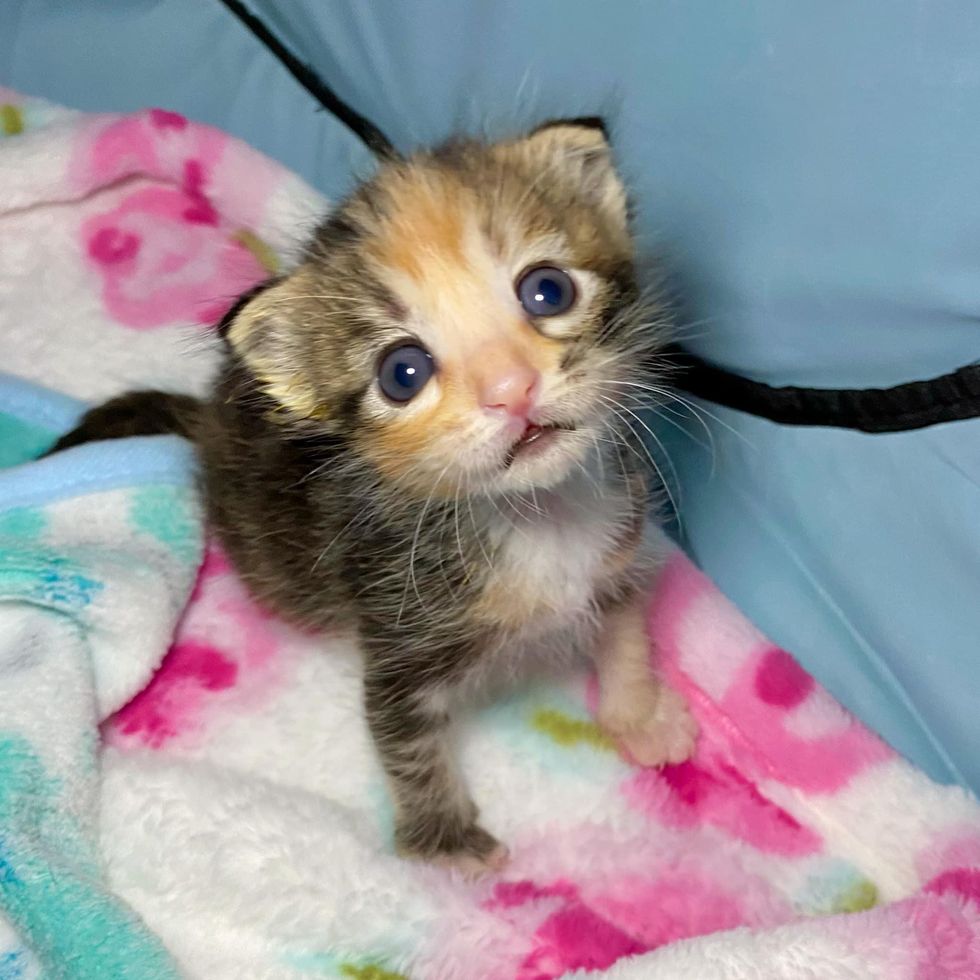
<box><xmin>0</xmin><ymin>91</ymin><xmax>978</xmax><ymax>980</ymax></box>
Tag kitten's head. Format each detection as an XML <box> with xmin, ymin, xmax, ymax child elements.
<box><xmin>225</xmin><ymin>118</ymin><xmax>668</xmax><ymax>499</ymax></box>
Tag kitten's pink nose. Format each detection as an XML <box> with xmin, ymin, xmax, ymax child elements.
<box><xmin>478</xmin><ymin>363</ymin><xmax>540</xmax><ymax>420</ymax></box>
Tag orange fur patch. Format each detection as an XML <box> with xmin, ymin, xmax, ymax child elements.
<box><xmin>361</xmin><ymin>324</ymin><xmax>564</xmax><ymax>497</ymax></box>
<box><xmin>471</xmin><ymin>575</ymin><xmax>565</xmax><ymax>631</ymax></box>
<box><xmin>358</xmin><ymin>166</ymin><xmax>572</xmax><ymax>496</ymax></box>
<box><xmin>370</xmin><ymin>173</ymin><xmax>469</xmax><ymax>283</ymax></box>
<box><xmin>360</xmin><ymin>384</ymin><xmax>471</xmax><ymax>497</ymax></box>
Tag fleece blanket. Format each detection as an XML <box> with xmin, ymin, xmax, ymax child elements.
<box><xmin>0</xmin><ymin>90</ymin><xmax>978</xmax><ymax>980</ymax></box>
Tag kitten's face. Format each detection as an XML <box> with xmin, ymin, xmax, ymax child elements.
<box><xmin>228</xmin><ymin>120</ymin><xmax>664</xmax><ymax>500</ymax></box>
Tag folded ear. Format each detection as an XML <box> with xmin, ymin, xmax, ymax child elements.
<box><xmin>530</xmin><ymin>116</ymin><xmax>611</xmax><ymax>141</ymax></box>
<box><xmin>519</xmin><ymin>116</ymin><xmax>627</xmax><ymax>226</ymax></box>
<box><xmin>222</xmin><ymin>278</ymin><xmax>326</xmax><ymax>422</ymax></box>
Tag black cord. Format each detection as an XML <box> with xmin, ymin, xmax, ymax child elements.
<box><xmin>669</xmin><ymin>346</ymin><xmax>980</xmax><ymax>433</ymax></box>
<box><xmin>216</xmin><ymin>0</ymin><xmax>399</xmax><ymax>159</ymax></box>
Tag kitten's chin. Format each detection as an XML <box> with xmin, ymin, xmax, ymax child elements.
<box><xmin>490</xmin><ymin>425</ymin><xmax>592</xmax><ymax>494</ymax></box>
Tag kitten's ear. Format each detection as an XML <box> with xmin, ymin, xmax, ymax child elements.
<box><xmin>519</xmin><ymin>116</ymin><xmax>627</xmax><ymax>226</ymax></box>
<box><xmin>221</xmin><ymin>278</ymin><xmax>324</xmax><ymax>422</ymax></box>
<box><xmin>530</xmin><ymin>116</ymin><xmax>611</xmax><ymax>142</ymax></box>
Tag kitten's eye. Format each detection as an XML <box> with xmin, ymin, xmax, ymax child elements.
<box><xmin>516</xmin><ymin>266</ymin><xmax>576</xmax><ymax>317</ymax></box>
<box><xmin>377</xmin><ymin>344</ymin><xmax>435</xmax><ymax>403</ymax></box>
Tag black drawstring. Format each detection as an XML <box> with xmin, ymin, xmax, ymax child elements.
<box><xmin>216</xmin><ymin>0</ymin><xmax>399</xmax><ymax>159</ymax></box>
<box><xmin>667</xmin><ymin>346</ymin><xmax>980</xmax><ymax>433</ymax></box>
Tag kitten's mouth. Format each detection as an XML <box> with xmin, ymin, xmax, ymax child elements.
<box><xmin>504</xmin><ymin>422</ymin><xmax>576</xmax><ymax>468</ymax></box>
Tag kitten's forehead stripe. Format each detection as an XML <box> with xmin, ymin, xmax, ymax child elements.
<box><xmin>370</xmin><ymin>173</ymin><xmax>470</xmax><ymax>283</ymax></box>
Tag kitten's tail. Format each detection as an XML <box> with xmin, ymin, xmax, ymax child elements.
<box><xmin>43</xmin><ymin>390</ymin><xmax>201</xmax><ymax>456</ymax></box>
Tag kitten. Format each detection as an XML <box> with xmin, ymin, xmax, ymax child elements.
<box><xmin>50</xmin><ymin>118</ymin><xmax>697</xmax><ymax>873</ymax></box>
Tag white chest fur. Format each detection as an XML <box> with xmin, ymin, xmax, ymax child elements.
<box><xmin>475</xmin><ymin>471</ymin><xmax>638</xmax><ymax>637</ymax></box>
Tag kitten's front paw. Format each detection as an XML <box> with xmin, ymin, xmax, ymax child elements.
<box><xmin>396</xmin><ymin>817</ymin><xmax>509</xmax><ymax>878</ymax></box>
<box><xmin>600</xmin><ymin>684</ymin><xmax>698</xmax><ymax>768</ymax></box>
<box><xmin>431</xmin><ymin>836</ymin><xmax>510</xmax><ymax>878</ymax></box>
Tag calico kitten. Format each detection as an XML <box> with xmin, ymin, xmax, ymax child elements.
<box><xmin>50</xmin><ymin>118</ymin><xmax>697</xmax><ymax>873</ymax></box>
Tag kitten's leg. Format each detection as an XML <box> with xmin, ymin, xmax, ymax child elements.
<box><xmin>363</xmin><ymin>663</ymin><xmax>507</xmax><ymax>874</ymax></box>
<box><xmin>592</xmin><ymin>595</ymin><xmax>698</xmax><ymax>766</ymax></box>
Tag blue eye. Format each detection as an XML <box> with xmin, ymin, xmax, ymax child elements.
<box><xmin>377</xmin><ymin>344</ymin><xmax>435</xmax><ymax>403</ymax></box>
<box><xmin>517</xmin><ymin>266</ymin><xmax>576</xmax><ymax>317</ymax></box>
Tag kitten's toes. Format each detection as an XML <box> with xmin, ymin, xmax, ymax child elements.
<box><xmin>432</xmin><ymin>838</ymin><xmax>510</xmax><ymax>879</ymax></box>
<box><xmin>397</xmin><ymin>819</ymin><xmax>509</xmax><ymax>877</ymax></box>
<box><xmin>602</xmin><ymin>685</ymin><xmax>699</xmax><ymax>768</ymax></box>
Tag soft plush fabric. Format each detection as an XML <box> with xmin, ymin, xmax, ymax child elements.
<box><xmin>3</xmin><ymin>0</ymin><xmax>978</xmax><ymax>795</ymax></box>
<box><xmin>0</xmin><ymin>446</ymin><xmax>200</xmax><ymax>980</ymax></box>
<box><xmin>0</xmin><ymin>92</ymin><xmax>978</xmax><ymax>979</ymax></box>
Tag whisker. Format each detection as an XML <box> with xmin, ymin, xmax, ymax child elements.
<box><xmin>589</xmin><ymin>430</ymin><xmax>607</xmax><ymax>487</ymax></box>
<box><xmin>604</xmin><ymin>379</ymin><xmax>755</xmax><ymax>449</ymax></box>
<box><xmin>597</xmin><ymin>395</ymin><xmax>683</xmax><ymax>530</ymax></box>
<box><xmin>311</xmin><ymin>510</ymin><xmax>367</xmax><ymax>572</ymax></box>
<box><xmin>396</xmin><ymin>462</ymin><xmax>453</xmax><ymax>625</ymax></box>
<box><xmin>600</xmin><ymin>379</ymin><xmax>717</xmax><ymax>458</ymax></box>
<box><xmin>597</xmin><ymin>384</ymin><xmax>716</xmax><ymax>471</ymax></box>
<box><xmin>452</xmin><ymin>472</ymin><xmax>470</xmax><ymax>586</ymax></box>
<box><xmin>465</xmin><ymin>477</ymin><xmax>494</xmax><ymax>570</ymax></box>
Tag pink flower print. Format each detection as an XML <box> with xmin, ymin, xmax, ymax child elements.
<box><xmin>647</xmin><ymin>554</ymin><xmax>892</xmax><ymax>794</ymax></box>
<box><xmin>520</xmin><ymin>904</ymin><xmax>643</xmax><ymax>979</ymax></box>
<box><xmin>75</xmin><ymin>115</ymin><xmax>160</xmax><ymax>189</ymax></box>
<box><xmin>149</xmin><ymin>108</ymin><xmax>188</xmax><ymax>131</ymax></box>
<box><xmin>591</xmin><ymin>871</ymin><xmax>750</xmax><ymax>950</ymax></box>
<box><xmin>72</xmin><ymin>109</ymin><xmax>223</xmax><ymax>196</ymax></box>
<box><xmin>707</xmin><ymin>646</ymin><xmax>893</xmax><ymax>794</ymax></box>
<box><xmin>624</xmin><ymin>756</ymin><xmax>822</xmax><ymax>856</ymax></box>
<box><xmin>72</xmin><ymin>109</ymin><xmax>287</xmax><ymax>327</ymax></box>
<box><xmin>108</xmin><ymin>638</ymin><xmax>239</xmax><ymax>748</ymax></box>
<box><xmin>73</xmin><ymin>107</ymin><xmax>285</xmax><ymax>232</ymax></box>
<box><xmin>488</xmin><ymin>880</ymin><xmax>644</xmax><ymax>980</ymax></box>
<box><xmin>916</xmin><ymin>829</ymin><xmax>980</xmax><ymax>892</ymax></box>
<box><xmin>105</xmin><ymin>543</ymin><xmax>289</xmax><ymax>748</ymax></box>
<box><xmin>181</xmin><ymin>159</ymin><xmax>219</xmax><ymax>225</ymax></box>
<box><xmin>488</xmin><ymin>868</ymin><xmax>776</xmax><ymax>979</ymax></box>
<box><xmin>89</xmin><ymin>227</ymin><xmax>140</xmax><ymax>265</ymax></box>
<box><xmin>754</xmin><ymin>647</ymin><xmax>814</xmax><ymax>708</ymax></box>
<box><xmin>82</xmin><ymin>181</ymin><xmax>267</xmax><ymax>328</ymax></box>
<box><xmin>925</xmin><ymin>868</ymin><xmax>980</xmax><ymax>908</ymax></box>
<box><xmin>903</xmin><ymin>893</ymin><xmax>980</xmax><ymax>979</ymax></box>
